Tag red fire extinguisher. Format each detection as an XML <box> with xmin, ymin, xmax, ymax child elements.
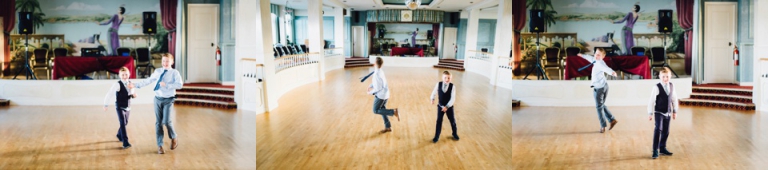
<box><xmin>733</xmin><ymin>46</ymin><xmax>739</xmax><ymax>66</ymax></box>
<box><xmin>216</xmin><ymin>46</ymin><xmax>222</xmax><ymax>66</ymax></box>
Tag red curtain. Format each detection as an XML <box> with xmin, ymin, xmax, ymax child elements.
<box><xmin>1</xmin><ymin>0</ymin><xmax>16</xmax><ymax>72</ymax></box>
<box><xmin>512</xmin><ymin>0</ymin><xmax>526</xmax><ymax>74</ymax></box>
<box><xmin>432</xmin><ymin>23</ymin><xmax>439</xmax><ymax>55</ymax></box>
<box><xmin>677</xmin><ymin>0</ymin><xmax>693</xmax><ymax>75</ymax></box>
<box><xmin>368</xmin><ymin>22</ymin><xmax>376</xmax><ymax>56</ymax></box>
<box><xmin>160</xmin><ymin>0</ymin><xmax>177</xmax><ymax>57</ymax></box>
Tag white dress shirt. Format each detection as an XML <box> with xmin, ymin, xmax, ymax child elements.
<box><xmin>104</xmin><ymin>80</ymin><xmax>135</xmax><ymax>107</ymax></box>
<box><xmin>578</xmin><ymin>54</ymin><xmax>616</xmax><ymax>88</ymax></box>
<box><xmin>648</xmin><ymin>82</ymin><xmax>679</xmax><ymax>116</ymax></box>
<box><xmin>134</xmin><ymin>68</ymin><xmax>184</xmax><ymax>98</ymax></box>
<box><xmin>367</xmin><ymin>68</ymin><xmax>390</xmax><ymax>99</ymax></box>
<box><xmin>430</xmin><ymin>82</ymin><xmax>456</xmax><ymax>108</ymax></box>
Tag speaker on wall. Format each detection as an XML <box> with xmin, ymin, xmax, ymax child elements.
<box><xmin>658</xmin><ymin>9</ymin><xmax>673</xmax><ymax>33</ymax></box>
<box><xmin>18</xmin><ymin>12</ymin><xmax>34</xmax><ymax>34</ymax></box>
<box><xmin>142</xmin><ymin>12</ymin><xmax>157</xmax><ymax>34</ymax></box>
<box><xmin>427</xmin><ymin>30</ymin><xmax>433</xmax><ymax>39</ymax></box>
<box><xmin>529</xmin><ymin>10</ymin><xmax>545</xmax><ymax>33</ymax></box>
<box><xmin>352</xmin><ymin>11</ymin><xmax>359</xmax><ymax>23</ymax></box>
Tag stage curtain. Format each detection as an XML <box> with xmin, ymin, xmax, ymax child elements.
<box><xmin>512</xmin><ymin>0</ymin><xmax>526</xmax><ymax>74</ymax></box>
<box><xmin>413</xmin><ymin>10</ymin><xmax>444</xmax><ymax>23</ymax></box>
<box><xmin>1</xmin><ymin>0</ymin><xmax>15</xmax><ymax>67</ymax></box>
<box><xmin>367</xmin><ymin>10</ymin><xmax>443</xmax><ymax>23</ymax></box>
<box><xmin>676</xmin><ymin>0</ymin><xmax>693</xmax><ymax>75</ymax></box>
<box><xmin>160</xmin><ymin>0</ymin><xmax>177</xmax><ymax>57</ymax></box>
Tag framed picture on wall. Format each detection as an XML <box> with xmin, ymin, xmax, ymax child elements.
<box><xmin>401</xmin><ymin>10</ymin><xmax>413</xmax><ymax>22</ymax></box>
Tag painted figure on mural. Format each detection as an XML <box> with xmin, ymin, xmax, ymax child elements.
<box><xmin>96</xmin><ymin>5</ymin><xmax>127</xmax><ymax>56</ymax></box>
<box><xmin>611</xmin><ymin>3</ymin><xmax>641</xmax><ymax>55</ymax></box>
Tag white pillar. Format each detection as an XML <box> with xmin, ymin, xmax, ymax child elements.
<box><xmin>278</xmin><ymin>5</ymin><xmax>288</xmax><ymax>45</ymax></box>
<box><xmin>0</xmin><ymin>17</ymin><xmax>4</xmax><ymax>72</ymax></box>
<box><xmin>754</xmin><ymin>0</ymin><xmax>768</xmax><ymax>110</ymax></box>
<box><xmin>334</xmin><ymin>7</ymin><xmax>345</xmax><ymax>56</ymax></box>
<box><xmin>464</xmin><ymin>8</ymin><xmax>480</xmax><ymax>61</ymax></box>
<box><xmin>235</xmin><ymin>0</ymin><xmax>277</xmax><ymax>111</ymax></box>
<box><xmin>491</xmin><ymin>0</ymin><xmax>512</xmax><ymax>85</ymax></box>
<box><xmin>308</xmin><ymin>0</ymin><xmax>325</xmax><ymax>80</ymax></box>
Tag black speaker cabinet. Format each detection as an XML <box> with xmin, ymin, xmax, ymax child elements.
<box><xmin>658</xmin><ymin>9</ymin><xmax>673</xmax><ymax>33</ymax></box>
<box><xmin>18</xmin><ymin>12</ymin><xmax>34</xmax><ymax>34</ymax></box>
<box><xmin>529</xmin><ymin>10</ymin><xmax>545</xmax><ymax>33</ymax></box>
<box><xmin>143</xmin><ymin>12</ymin><xmax>157</xmax><ymax>34</ymax></box>
<box><xmin>427</xmin><ymin>30</ymin><xmax>433</xmax><ymax>39</ymax></box>
<box><xmin>352</xmin><ymin>11</ymin><xmax>359</xmax><ymax>23</ymax></box>
<box><xmin>450</xmin><ymin>12</ymin><xmax>459</xmax><ymax>25</ymax></box>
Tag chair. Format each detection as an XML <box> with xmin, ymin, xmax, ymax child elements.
<box><xmin>650</xmin><ymin>47</ymin><xmax>679</xmax><ymax>78</ymax></box>
<box><xmin>116</xmin><ymin>47</ymin><xmax>132</xmax><ymax>57</ymax></box>
<box><xmin>542</xmin><ymin>47</ymin><xmax>563</xmax><ymax>79</ymax></box>
<box><xmin>282</xmin><ymin>46</ymin><xmax>292</xmax><ymax>55</ymax></box>
<box><xmin>565</xmin><ymin>47</ymin><xmax>581</xmax><ymax>56</ymax></box>
<box><xmin>32</xmin><ymin>48</ymin><xmax>51</xmax><ymax>79</ymax></box>
<box><xmin>135</xmin><ymin>48</ymin><xmax>155</xmax><ymax>78</ymax></box>
<box><xmin>631</xmin><ymin>46</ymin><xmax>648</xmax><ymax>56</ymax></box>
<box><xmin>295</xmin><ymin>45</ymin><xmax>304</xmax><ymax>54</ymax></box>
<box><xmin>53</xmin><ymin>48</ymin><xmax>69</xmax><ymax>57</ymax></box>
<box><xmin>300</xmin><ymin>45</ymin><xmax>308</xmax><ymax>53</ymax></box>
<box><xmin>273</xmin><ymin>48</ymin><xmax>278</xmax><ymax>58</ymax></box>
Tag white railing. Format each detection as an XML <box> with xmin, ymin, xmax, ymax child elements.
<box><xmin>324</xmin><ymin>47</ymin><xmax>343</xmax><ymax>57</ymax></box>
<box><xmin>467</xmin><ymin>50</ymin><xmax>492</xmax><ymax>61</ymax></box>
<box><xmin>275</xmin><ymin>52</ymin><xmax>319</xmax><ymax>73</ymax></box>
<box><xmin>240</xmin><ymin>58</ymin><xmax>265</xmax><ymax>109</ymax></box>
<box><xmin>498</xmin><ymin>56</ymin><xmax>513</xmax><ymax>70</ymax></box>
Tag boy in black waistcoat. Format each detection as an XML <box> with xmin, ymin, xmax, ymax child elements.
<box><xmin>647</xmin><ymin>68</ymin><xmax>679</xmax><ymax>159</ymax></box>
<box><xmin>430</xmin><ymin>71</ymin><xmax>459</xmax><ymax>143</ymax></box>
<box><xmin>103</xmin><ymin>67</ymin><xmax>137</xmax><ymax>149</ymax></box>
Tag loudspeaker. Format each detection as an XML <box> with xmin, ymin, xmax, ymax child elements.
<box><xmin>529</xmin><ymin>10</ymin><xmax>545</xmax><ymax>33</ymax></box>
<box><xmin>658</xmin><ymin>9</ymin><xmax>673</xmax><ymax>33</ymax></box>
<box><xmin>142</xmin><ymin>12</ymin><xmax>157</xmax><ymax>34</ymax></box>
<box><xmin>352</xmin><ymin>11</ymin><xmax>359</xmax><ymax>23</ymax></box>
<box><xmin>18</xmin><ymin>12</ymin><xmax>34</xmax><ymax>34</ymax></box>
<box><xmin>427</xmin><ymin>30</ymin><xmax>433</xmax><ymax>39</ymax></box>
<box><xmin>343</xmin><ymin>9</ymin><xmax>347</xmax><ymax>16</ymax></box>
<box><xmin>450</xmin><ymin>12</ymin><xmax>459</xmax><ymax>25</ymax></box>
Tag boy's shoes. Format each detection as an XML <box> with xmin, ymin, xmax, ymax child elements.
<box><xmin>609</xmin><ymin>120</ymin><xmax>618</xmax><ymax>130</ymax></box>
<box><xmin>452</xmin><ymin>134</ymin><xmax>460</xmax><ymax>140</ymax></box>
<box><xmin>158</xmin><ymin>147</ymin><xmax>165</xmax><ymax>154</ymax></box>
<box><xmin>599</xmin><ymin>127</ymin><xmax>605</xmax><ymax>133</ymax></box>
<box><xmin>379</xmin><ymin>128</ymin><xmax>392</xmax><ymax>133</ymax></box>
<box><xmin>432</xmin><ymin>137</ymin><xmax>439</xmax><ymax>143</ymax></box>
<box><xmin>122</xmin><ymin>145</ymin><xmax>131</xmax><ymax>149</ymax></box>
<box><xmin>652</xmin><ymin>150</ymin><xmax>659</xmax><ymax>159</ymax></box>
<box><xmin>660</xmin><ymin>148</ymin><xmax>673</xmax><ymax>156</ymax></box>
<box><xmin>171</xmin><ymin>139</ymin><xmax>178</xmax><ymax>150</ymax></box>
<box><xmin>394</xmin><ymin>109</ymin><xmax>400</xmax><ymax>121</ymax></box>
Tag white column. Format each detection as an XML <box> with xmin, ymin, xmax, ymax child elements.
<box><xmin>278</xmin><ymin>5</ymin><xmax>288</xmax><ymax>45</ymax></box>
<box><xmin>235</xmin><ymin>0</ymin><xmax>277</xmax><ymax>111</ymax></box>
<box><xmin>464</xmin><ymin>8</ymin><xmax>480</xmax><ymax>61</ymax></box>
<box><xmin>0</xmin><ymin>17</ymin><xmax>4</xmax><ymax>71</ymax></box>
<box><xmin>334</xmin><ymin>7</ymin><xmax>345</xmax><ymax>56</ymax></box>
<box><xmin>308</xmin><ymin>0</ymin><xmax>325</xmax><ymax>80</ymax></box>
<box><xmin>491</xmin><ymin>0</ymin><xmax>512</xmax><ymax>85</ymax></box>
<box><xmin>754</xmin><ymin>0</ymin><xmax>768</xmax><ymax>110</ymax></box>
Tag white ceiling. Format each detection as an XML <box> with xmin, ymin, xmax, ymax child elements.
<box><xmin>270</xmin><ymin>0</ymin><xmax>497</xmax><ymax>12</ymax></box>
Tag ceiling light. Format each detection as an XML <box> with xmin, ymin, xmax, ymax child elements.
<box><xmin>405</xmin><ymin>0</ymin><xmax>421</xmax><ymax>10</ymax></box>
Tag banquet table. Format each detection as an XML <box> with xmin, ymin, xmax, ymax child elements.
<box><xmin>52</xmin><ymin>56</ymin><xmax>136</xmax><ymax>79</ymax></box>
<box><xmin>564</xmin><ymin>55</ymin><xmax>651</xmax><ymax>80</ymax></box>
<box><xmin>390</xmin><ymin>47</ymin><xmax>424</xmax><ymax>57</ymax></box>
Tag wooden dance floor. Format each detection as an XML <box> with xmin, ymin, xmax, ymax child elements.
<box><xmin>257</xmin><ymin>67</ymin><xmax>514</xmax><ymax>169</ymax></box>
<box><xmin>513</xmin><ymin>106</ymin><xmax>768</xmax><ymax>169</ymax></box>
<box><xmin>0</xmin><ymin>105</ymin><xmax>255</xmax><ymax>169</ymax></box>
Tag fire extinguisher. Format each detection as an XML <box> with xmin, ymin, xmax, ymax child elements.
<box><xmin>733</xmin><ymin>46</ymin><xmax>739</xmax><ymax>66</ymax></box>
<box><xmin>216</xmin><ymin>46</ymin><xmax>222</xmax><ymax>66</ymax></box>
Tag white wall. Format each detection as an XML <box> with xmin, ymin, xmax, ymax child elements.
<box><xmin>0</xmin><ymin>80</ymin><xmax>158</xmax><ymax>106</ymax></box>
<box><xmin>324</xmin><ymin>55</ymin><xmax>345</xmax><ymax>72</ymax></box>
<box><xmin>512</xmin><ymin>78</ymin><xmax>693</xmax><ymax>106</ymax></box>
<box><xmin>460</xmin><ymin>7</ymin><xmax>500</xmax><ymax>19</ymax></box>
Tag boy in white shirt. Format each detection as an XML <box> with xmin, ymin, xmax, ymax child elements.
<box><xmin>103</xmin><ymin>67</ymin><xmax>137</xmax><ymax>149</ymax></box>
<box><xmin>648</xmin><ymin>68</ymin><xmax>679</xmax><ymax>159</ymax></box>
<box><xmin>429</xmin><ymin>71</ymin><xmax>459</xmax><ymax>143</ymax></box>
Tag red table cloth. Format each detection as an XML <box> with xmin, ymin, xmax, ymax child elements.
<box><xmin>390</xmin><ymin>47</ymin><xmax>424</xmax><ymax>57</ymax></box>
<box><xmin>564</xmin><ymin>55</ymin><xmax>651</xmax><ymax>80</ymax></box>
<box><xmin>52</xmin><ymin>57</ymin><xmax>136</xmax><ymax>79</ymax></box>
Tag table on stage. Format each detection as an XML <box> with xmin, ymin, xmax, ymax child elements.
<box><xmin>564</xmin><ymin>55</ymin><xmax>651</xmax><ymax>80</ymax></box>
<box><xmin>52</xmin><ymin>56</ymin><xmax>136</xmax><ymax>79</ymax></box>
<box><xmin>390</xmin><ymin>47</ymin><xmax>424</xmax><ymax>57</ymax></box>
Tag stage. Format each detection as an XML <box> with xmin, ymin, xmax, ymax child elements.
<box><xmin>368</xmin><ymin>55</ymin><xmax>439</xmax><ymax>67</ymax></box>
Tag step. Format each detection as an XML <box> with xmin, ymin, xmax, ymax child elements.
<box><xmin>440</xmin><ymin>61</ymin><xmax>464</xmax><ymax>64</ymax></box>
<box><xmin>512</xmin><ymin>99</ymin><xmax>520</xmax><ymax>107</ymax></box>
<box><xmin>345</xmin><ymin>58</ymin><xmax>370</xmax><ymax>62</ymax></box>
<box><xmin>0</xmin><ymin>99</ymin><xmax>9</xmax><ymax>107</ymax></box>
<box><xmin>689</xmin><ymin>92</ymin><xmax>752</xmax><ymax>103</ymax></box>
<box><xmin>174</xmin><ymin>98</ymin><xmax>237</xmax><ymax>109</ymax></box>
<box><xmin>178</xmin><ymin>86</ymin><xmax>235</xmax><ymax>95</ymax></box>
<box><xmin>692</xmin><ymin>86</ymin><xmax>752</xmax><ymax>96</ymax></box>
<box><xmin>344</xmin><ymin>64</ymin><xmax>373</xmax><ymax>68</ymax></box>
<box><xmin>345</xmin><ymin>61</ymin><xmax>371</xmax><ymax>64</ymax></box>
<box><xmin>433</xmin><ymin>65</ymin><xmax>465</xmax><ymax>71</ymax></box>
<box><xmin>176</xmin><ymin>92</ymin><xmax>235</xmax><ymax>102</ymax></box>
<box><xmin>679</xmin><ymin>98</ymin><xmax>755</xmax><ymax>110</ymax></box>
<box><xmin>437</xmin><ymin>62</ymin><xmax>465</xmax><ymax>67</ymax></box>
